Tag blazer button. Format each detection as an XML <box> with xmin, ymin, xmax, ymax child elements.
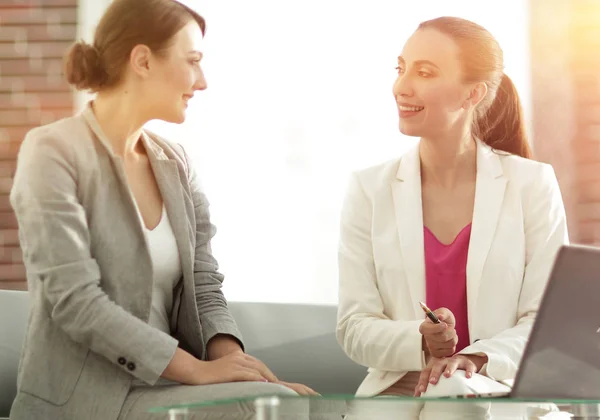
<box><xmin>118</xmin><ymin>357</ymin><xmax>126</xmax><ymax>365</ymax></box>
<box><xmin>127</xmin><ymin>362</ymin><xmax>136</xmax><ymax>371</ymax></box>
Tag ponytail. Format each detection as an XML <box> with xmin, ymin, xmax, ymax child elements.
<box><xmin>474</xmin><ymin>73</ymin><xmax>532</xmax><ymax>159</ymax></box>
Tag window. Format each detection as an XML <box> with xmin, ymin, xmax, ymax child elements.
<box><xmin>82</xmin><ymin>0</ymin><xmax>531</xmax><ymax>304</ymax></box>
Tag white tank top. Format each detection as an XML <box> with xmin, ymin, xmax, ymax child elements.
<box><xmin>137</xmin><ymin>204</ymin><xmax>182</xmax><ymax>334</ymax></box>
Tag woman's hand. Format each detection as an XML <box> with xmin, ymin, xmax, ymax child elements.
<box><xmin>194</xmin><ymin>350</ymin><xmax>279</xmax><ymax>384</ymax></box>
<box><xmin>194</xmin><ymin>349</ymin><xmax>321</xmax><ymax>396</ymax></box>
<box><xmin>414</xmin><ymin>354</ymin><xmax>488</xmax><ymax>397</ymax></box>
<box><xmin>419</xmin><ymin>307</ymin><xmax>458</xmax><ymax>358</ymax></box>
<box><xmin>277</xmin><ymin>381</ymin><xmax>320</xmax><ymax>396</ymax></box>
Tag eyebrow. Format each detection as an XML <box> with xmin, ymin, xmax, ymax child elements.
<box><xmin>189</xmin><ymin>50</ymin><xmax>204</xmax><ymax>58</ymax></box>
<box><xmin>397</xmin><ymin>56</ymin><xmax>440</xmax><ymax>69</ymax></box>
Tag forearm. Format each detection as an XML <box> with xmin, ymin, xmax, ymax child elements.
<box><xmin>338</xmin><ymin>317</ymin><xmax>424</xmax><ymax>371</ymax></box>
<box><xmin>47</xmin><ymin>276</ymin><xmax>179</xmax><ymax>384</ymax></box>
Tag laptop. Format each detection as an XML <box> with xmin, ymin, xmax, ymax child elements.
<box><xmin>460</xmin><ymin>244</ymin><xmax>600</xmax><ymax>400</ymax></box>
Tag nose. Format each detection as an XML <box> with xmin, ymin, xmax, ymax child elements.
<box><xmin>392</xmin><ymin>73</ymin><xmax>414</xmax><ymax>99</ymax></box>
<box><xmin>193</xmin><ymin>66</ymin><xmax>207</xmax><ymax>91</ymax></box>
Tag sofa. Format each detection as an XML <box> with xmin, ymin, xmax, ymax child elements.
<box><xmin>0</xmin><ymin>289</ymin><xmax>366</xmax><ymax>418</ymax></box>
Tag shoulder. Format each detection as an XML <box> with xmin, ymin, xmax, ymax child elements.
<box><xmin>12</xmin><ymin>116</ymin><xmax>91</xmax><ymax>203</ymax></box>
<box><xmin>17</xmin><ymin>115</ymin><xmax>90</xmax><ymax>168</ymax></box>
<box><xmin>350</xmin><ymin>155</ymin><xmax>406</xmax><ymax>199</ymax></box>
<box><xmin>496</xmin><ymin>151</ymin><xmax>558</xmax><ymax>190</ymax></box>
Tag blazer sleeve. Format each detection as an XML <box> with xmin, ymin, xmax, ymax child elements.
<box><xmin>180</xmin><ymin>146</ymin><xmax>244</xmax><ymax>351</ymax></box>
<box><xmin>459</xmin><ymin>164</ymin><xmax>569</xmax><ymax>381</ymax></box>
<box><xmin>10</xmin><ymin>130</ymin><xmax>179</xmax><ymax>385</ymax></box>
<box><xmin>336</xmin><ymin>172</ymin><xmax>424</xmax><ymax>372</ymax></box>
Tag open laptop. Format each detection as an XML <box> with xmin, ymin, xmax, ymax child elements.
<box><xmin>461</xmin><ymin>244</ymin><xmax>600</xmax><ymax>399</ymax></box>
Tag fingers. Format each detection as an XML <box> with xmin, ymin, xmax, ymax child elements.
<box><xmin>434</xmin><ymin>307</ymin><xmax>455</xmax><ymax>326</ymax></box>
<box><xmin>457</xmin><ymin>357</ymin><xmax>477</xmax><ymax>379</ymax></box>
<box><xmin>443</xmin><ymin>357</ymin><xmax>461</xmax><ymax>378</ymax></box>
<box><xmin>440</xmin><ymin>356</ymin><xmax>477</xmax><ymax>380</ymax></box>
<box><xmin>439</xmin><ymin>330</ymin><xmax>459</xmax><ymax>344</ymax></box>
<box><xmin>421</xmin><ymin>321</ymin><xmax>458</xmax><ymax>359</ymax></box>
<box><xmin>419</xmin><ymin>321</ymin><xmax>447</xmax><ymax>336</ymax></box>
<box><xmin>233</xmin><ymin>368</ymin><xmax>267</xmax><ymax>383</ymax></box>
<box><xmin>427</xmin><ymin>358</ymin><xmax>448</xmax><ymax>386</ymax></box>
<box><xmin>427</xmin><ymin>335</ymin><xmax>458</xmax><ymax>357</ymax></box>
<box><xmin>426</xmin><ymin>327</ymin><xmax>457</xmax><ymax>345</ymax></box>
<box><xmin>244</xmin><ymin>354</ymin><xmax>279</xmax><ymax>383</ymax></box>
<box><xmin>415</xmin><ymin>363</ymin><xmax>433</xmax><ymax>397</ymax></box>
<box><xmin>281</xmin><ymin>381</ymin><xmax>320</xmax><ymax>396</ymax></box>
<box><xmin>414</xmin><ymin>356</ymin><xmax>479</xmax><ymax>398</ymax></box>
<box><xmin>420</xmin><ymin>322</ymin><xmax>456</xmax><ymax>344</ymax></box>
<box><xmin>303</xmin><ymin>386</ymin><xmax>320</xmax><ymax>396</ymax></box>
<box><xmin>428</xmin><ymin>334</ymin><xmax>457</xmax><ymax>348</ymax></box>
<box><xmin>225</xmin><ymin>353</ymin><xmax>274</xmax><ymax>383</ymax></box>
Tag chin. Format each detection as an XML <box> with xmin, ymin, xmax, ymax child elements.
<box><xmin>398</xmin><ymin>122</ymin><xmax>422</xmax><ymax>138</ymax></box>
<box><xmin>162</xmin><ymin>111</ymin><xmax>186</xmax><ymax>124</ymax></box>
<box><xmin>173</xmin><ymin>113</ymin><xmax>186</xmax><ymax>124</ymax></box>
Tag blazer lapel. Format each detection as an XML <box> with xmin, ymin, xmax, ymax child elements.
<box><xmin>141</xmin><ymin>133</ymin><xmax>194</xmax><ymax>288</ymax></box>
<box><xmin>142</xmin><ymin>133</ymin><xmax>205</xmax><ymax>354</ymax></box>
<box><xmin>466</xmin><ymin>142</ymin><xmax>506</xmax><ymax>326</ymax></box>
<box><xmin>392</xmin><ymin>144</ymin><xmax>426</xmax><ymax>319</ymax></box>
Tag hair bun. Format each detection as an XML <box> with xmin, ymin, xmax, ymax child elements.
<box><xmin>64</xmin><ymin>41</ymin><xmax>107</xmax><ymax>91</ymax></box>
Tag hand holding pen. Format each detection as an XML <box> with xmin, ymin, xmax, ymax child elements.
<box><xmin>418</xmin><ymin>301</ymin><xmax>458</xmax><ymax>358</ymax></box>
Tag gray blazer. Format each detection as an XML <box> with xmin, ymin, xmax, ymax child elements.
<box><xmin>9</xmin><ymin>104</ymin><xmax>243</xmax><ymax>420</ymax></box>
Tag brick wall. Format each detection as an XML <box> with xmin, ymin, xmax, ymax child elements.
<box><xmin>0</xmin><ymin>0</ymin><xmax>76</xmax><ymax>290</ymax></box>
<box><xmin>530</xmin><ymin>0</ymin><xmax>600</xmax><ymax>245</ymax></box>
<box><xmin>568</xmin><ymin>1</ymin><xmax>600</xmax><ymax>244</ymax></box>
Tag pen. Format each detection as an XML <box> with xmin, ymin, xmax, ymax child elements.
<box><xmin>419</xmin><ymin>301</ymin><xmax>441</xmax><ymax>324</ymax></box>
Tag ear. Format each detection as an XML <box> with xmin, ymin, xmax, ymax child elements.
<box><xmin>129</xmin><ymin>44</ymin><xmax>152</xmax><ymax>78</ymax></box>
<box><xmin>462</xmin><ymin>82</ymin><xmax>488</xmax><ymax>109</ymax></box>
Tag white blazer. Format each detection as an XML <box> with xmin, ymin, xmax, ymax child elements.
<box><xmin>336</xmin><ymin>140</ymin><xmax>569</xmax><ymax>397</ymax></box>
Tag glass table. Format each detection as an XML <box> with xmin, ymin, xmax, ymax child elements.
<box><xmin>150</xmin><ymin>394</ymin><xmax>600</xmax><ymax>419</ymax></box>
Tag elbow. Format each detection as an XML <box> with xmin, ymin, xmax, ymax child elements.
<box><xmin>336</xmin><ymin>318</ymin><xmax>354</xmax><ymax>358</ymax></box>
<box><xmin>336</xmin><ymin>317</ymin><xmax>368</xmax><ymax>368</ymax></box>
<box><xmin>49</xmin><ymin>285</ymin><xmax>107</xmax><ymax>347</ymax></box>
<box><xmin>335</xmin><ymin>322</ymin><xmax>347</xmax><ymax>353</ymax></box>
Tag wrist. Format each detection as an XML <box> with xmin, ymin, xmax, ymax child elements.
<box><xmin>207</xmin><ymin>334</ymin><xmax>243</xmax><ymax>360</ymax></box>
<box><xmin>191</xmin><ymin>359</ymin><xmax>210</xmax><ymax>384</ymax></box>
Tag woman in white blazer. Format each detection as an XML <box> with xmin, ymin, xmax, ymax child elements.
<box><xmin>337</xmin><ymin>16</ymin><xmax>568</xmax><ymax>419</ymax></box>
<box><xmin>9</xmin><ymin>1</ymin><xmax>316</xmax><ymax>419</ymax></box>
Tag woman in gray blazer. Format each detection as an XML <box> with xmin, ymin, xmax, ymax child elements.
<box><xmin>9</xmin><ymin>1</ymin><xmax>315</xmax><ymax>419</ymax></box>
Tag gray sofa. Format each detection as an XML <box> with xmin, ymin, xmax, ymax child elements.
<box><xmin>0</xmin><ymin>290</ymin><xmax>366</xmax><ymax>418</ymax></box>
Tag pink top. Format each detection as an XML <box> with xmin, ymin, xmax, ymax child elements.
<box><xmin>424</xmin><ymin>224</ymin><xmax>472</xmax><ymax>353</ymax></box>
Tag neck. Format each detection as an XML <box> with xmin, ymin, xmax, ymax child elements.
<box><xmin>91</xmin><ymin>89</ymin><xmax>148</xmax><ymax>157</ymax></box>
<box><xmin>419</xmin><ymin>130</ymin><xmax>477</xmax><ymax>188</ymax></box>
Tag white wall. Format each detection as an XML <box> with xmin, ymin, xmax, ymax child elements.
<box><xmin>81</xmin><ymin>0</ymin><xmax>530</xmax><ymax>304</ymax></box>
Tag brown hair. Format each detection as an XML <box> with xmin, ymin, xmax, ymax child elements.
<box><xmin>418</xmin><ymin>17</ymin><xmax>532</xmax><ymax>159</ymax></box>
<box><xmin>64</xmin><ymin>0</ymin><xmax>205</xmax><ymax>92</ymax></box>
